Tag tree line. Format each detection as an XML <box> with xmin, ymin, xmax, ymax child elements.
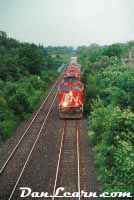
<box><xmin>0</xmin><ymin>31</ymin><xmax>72</xmax><ymax>141</ymax></box>
<box><xmin>77</xmin><ymin>42</ymin><xmax>134</xmax><ymax>193</ymax></box>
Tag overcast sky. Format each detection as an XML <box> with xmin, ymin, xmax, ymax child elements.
<box><xmin>0</xmin><ymin>0</ymin><xmax>134</xmax><ymax>47</ymax></box>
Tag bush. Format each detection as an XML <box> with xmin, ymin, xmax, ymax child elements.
<box><xmin>0</xmin><ymin>31</ymin><xmax>70</xmax><ymax>141</ymax></box>
<box><xmin>89</xmin><ymin>99</ymin><xmax>134</xmax><ymax>192</ymax></box>
<box><xmin>78</xmin><ymin>43</ymin><xmax>134</xmax><ymax>193</ymax></box>
<box><xmin>0</xmin><ymin>96</ymin><xmax>17</xmax><ymax>140</ymax></box>
<box><xmin>0</xmin><ymin>119</ymin><xmax>17</xmax><ymax>140</ymax></box>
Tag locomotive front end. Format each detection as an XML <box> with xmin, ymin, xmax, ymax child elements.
<box><xmin>58</xmin><ymin>82</ymin><xmax>84</xmax><ymax>119</ymax></box>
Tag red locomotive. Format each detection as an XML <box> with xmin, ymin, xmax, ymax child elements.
<box><xmin>57</xmin><ymin>57</ymin><xmax>84</xmax><ymax>119</ymax></box>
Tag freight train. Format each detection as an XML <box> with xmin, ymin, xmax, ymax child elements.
<box><xmin>58</xmin><ymin>56</ymin><xmax>84</xmax><ymax>119</ymax></box>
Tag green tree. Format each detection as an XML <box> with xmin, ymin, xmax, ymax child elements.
<box><xmin>18</xmin><ymin>43</ymin><xmax>45</xmax><ymax>74</ymax></box>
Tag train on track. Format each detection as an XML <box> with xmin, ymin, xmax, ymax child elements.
<box><xmin>58</xmin><ymin>56</ymin><xmax>84</xmax><ymax>119</ymax></box>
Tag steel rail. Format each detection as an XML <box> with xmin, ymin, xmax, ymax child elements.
<box><xmin>8</xmin><ymin>93</ymin><xmax>57</xmax><ymax>200</ymax></box>
<box><xmin>52</xmin><ymin>120</ymin><xmax>81</xmax><ymax>200</ymax></box>
<box><xmin>52</xmin><ymin>125</ymin><xmax>66</xmax><ymax>200</ymax></box>
<box><xmin>0</xmin><ymin>79</ymin><xmax>58</xmax><ymax>175</ymax></box>
<box><xmin>77</xmin><ymin>127</ymin><xmax>81</xmax><ymax>200</ymax></box>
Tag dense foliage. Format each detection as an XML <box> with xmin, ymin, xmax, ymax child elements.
<box><xmin>0</xmin><ymin>31</ymin><xmax>72</xmax><ymax>140</ymax></box>
<box><xmin>77</xmin><ymin>42</ymin><xmax>134</xmax><ymax>192</ymax></box>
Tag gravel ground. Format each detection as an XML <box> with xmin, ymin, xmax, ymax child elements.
<box><xmin>80</xmin><ymin>119</ymin><xmax>99</xmax><ymax>200</ymax></box>
<box><xmin>0</xmin><ymin>85</ymin><xmax>56</xmax><ymax>200</ymax></box>
<box><xmin>12</xmin><ymin>103</ymin><xmax>63</xmax><ymax>200</ymax></box>
<box><xmin>0</xmin><ymin>100</ymin><xmax>99</xmax><ymax>200</ymax></box>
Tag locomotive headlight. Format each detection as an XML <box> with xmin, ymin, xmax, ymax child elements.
<box><xmin>62</xmin><ymin>102</ymin><xmax>68</xmax><ymax>107</ymax></box>
<box><xmin>75</xmin><ymin>102</ymin><xmax>79</xmax><ymax>106</ymax></box>
<box><xmin>69</xmin><ymin>91</ymin><xmax>73</xmax><ymax>96</ymax></box>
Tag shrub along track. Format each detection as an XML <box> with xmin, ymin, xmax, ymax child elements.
<box><xmin>0</xmin><ymin>72</ymin><xmax>63</xmax><ymax>199</ymax></box>
<box><xmin>0</xmin><ymin>78</ymin><xmax>99</xmax><ymax>200</ymax></box>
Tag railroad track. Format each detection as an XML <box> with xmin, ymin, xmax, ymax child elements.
<box><xmin>51</xmin><ymin>120</ymin><xmax>82</xmax><ymax>200</ymax></box>
<box><xmin>0</xmin><ymin>67</ymin><xmax>99</xmax><ymax>199</ymax></box>
<box><xmin>0</xmin><ymin>72</ymin><xmax>64</xmax><ymax>199</ymax></box>
<box><xmin>0</xmin><ymin>118</ymin><xmax>83</xmax><ymax>199</ymax></box>
<box><xmin>10</xmin><ymin>120</ymin><xmax>83</xmax><ymax>200</ymax></box>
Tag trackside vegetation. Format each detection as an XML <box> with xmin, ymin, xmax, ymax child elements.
<box><xmin>77</xmin><ymin>43</ymin><xmax>134</xmax><ymax>192</ymax></box>
<box><xmin>0</xmin><ymin>31</ymin><xmax>72</xmax><ymax>141</ymax></box>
